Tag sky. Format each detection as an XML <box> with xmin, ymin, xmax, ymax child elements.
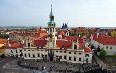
<box><xmin>0</xmin><ymin>0</ymin><xmax>116</xmax><ymax>27</ymax></box>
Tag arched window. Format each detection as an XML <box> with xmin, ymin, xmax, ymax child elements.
<box><xmin>74</xmin><ymin>45</ymin><xmax>77</xmax><ymax>49</ymax></box>
<box><xmin>28</xmin><ymin>43</ymin><xmax>30</xmax><ymax>47</ymax></box>
<box><xmin>53</xmin><ymin>28</ymin><xmax>54</xmax><ymax>32</ymax></box>
<box><xmin>50</xmin><ymin>28</ymin><xmax>52</xmax><ymax>32</ymax></box>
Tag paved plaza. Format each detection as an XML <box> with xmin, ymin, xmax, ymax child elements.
<box><xmin>0</xmin><ymin>56</ymin><xmax>114</xmax><ymax>73</ymax></box>
<box><xmin>2</xmin><ymin>57</ymin><xmax>103</xmax><ymax>73</ymax></box>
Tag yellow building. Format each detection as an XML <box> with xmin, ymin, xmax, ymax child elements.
<box><xmin>0</xmin><ymin>39</ymin><xmax>8</xmax><ymax>56</ymax></box>
<box><xmin>0</xmin><ymin>44</ymin><xmax>5</xmax><ymax>56</ymax></box>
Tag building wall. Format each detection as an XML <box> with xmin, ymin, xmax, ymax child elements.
<box><xmin>84</xmin><ymin>52</ymin><xmax>92</xmax><ymax>63</ymax></box>
<box><xmin>19</xmin><ymin>47</ymin><xmax>92</xmax><ymax>64</ymax></box>
<box><xmin>91</xmin><ymin>39</ymin><xmax>116</xmax><ymax>55</ymax></box>
<box><xmin>5</xmin><ymin>49</ymin><xmax>18</xmax><ymax>56</ymax></box>
<box><xmin>0</xmin><ymin>49</ymin><xmax>5</xmax><ymax>56</ymax></box>
<box><xmin>0</xmin><ymin>44</ymin><xmax>5</xmax><ymax>56</ymax></box>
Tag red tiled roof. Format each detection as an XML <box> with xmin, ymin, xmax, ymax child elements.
<box><xmin>4</xmin><ymin>42</ymin><xmax>23</xmax><ymax>49</ymax></box>
<box><xmin>84</xmin><ymin>47</ymin><xmax>92</xmax><ymax>52</ymax></box>
<box><xmin>32</xmin><ymin>40</ymin><xmax>47</xmax><ymax>47</ymax></box>
<box><xmin>12</xmin><ymin>32</ymin><xmax>34</xmax><ymax>36</ymax></box>
<box><xmin>0</xmin><ymin>39</ymin><xmax>8</xmax><ymax>44</ymax></box>
<box><xmin>56</xmin><ymin>40</ymin><xmax>72</xmax><ymax>49</ymax></box>
<box><xmin>65</xmin><ymin>36</ymin><xmax>79</xmax><ymax>41</ymax></box>
<box><xmin>8</xmin><ymin>40</ymin><xmax>18</xmax><ymax>44</ymax></box>
<box><xmin>79</xmin><ymin>43</ymin><xmax>85</xmax><ymax>48</ymax></box>
<box><xmin>57</xmin><ymin>30</ymin><xmax>66</xmax><ymax>36</ymax></box>
<box><xmin>65</xmin><ymin>36</ymin><xmax>84</xmax><ymax>43</ymax></box>
<box><xmin>92</xmin><ymin>34</ymin><xmax>116</xmax><ymax>45</ymax></box>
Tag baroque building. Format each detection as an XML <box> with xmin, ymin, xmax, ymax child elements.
<box><xmin>5</xmin><ymin>4</ymin><xmax>92</xmax><ymax>64</ymax></box>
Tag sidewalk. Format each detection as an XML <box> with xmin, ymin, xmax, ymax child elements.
<box><xmin>94</xmin><ymin>55</ymin><xmax>107</xmax><ymax>69</ymax></box>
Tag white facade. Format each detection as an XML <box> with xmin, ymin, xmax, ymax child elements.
<box><xmin>5</xmin><ymin>49</ymin><xmax>18</xmax><ymax>56</ymax></box>
<box><xmin>91</xmin><ymin>37</ymin><xmax>116</xmax><ymax>55</ymax></box>
<box><xmin>17</xmin><ymin>40</ymin><xmax>92</xmax><ymax>64</ymax></box>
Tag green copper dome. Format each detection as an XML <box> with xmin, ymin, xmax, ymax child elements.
<box><xmin>48</xmin><ymin>21</ymin><xmax>56</xmax><ymax>27</ymax></box>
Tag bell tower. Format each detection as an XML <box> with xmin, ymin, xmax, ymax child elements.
<box><xmin>47</xmin><ymin>4</ymin><xmax>57</xmax><ymax>49</ymax></box>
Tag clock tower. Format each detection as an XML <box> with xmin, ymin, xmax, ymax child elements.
<box><xmin>47</xmin><ymin>4</ymin><xmax>57</xmax><ymax>49</ymax></box>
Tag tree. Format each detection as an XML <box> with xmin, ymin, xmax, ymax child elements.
<box><xmin>108</xmin><ymin>32</ymin><xmax>111</xmax><ymax>36</ymax></box>
<box><xmin>99</xmin><ymin>48</ymin><xmax>107</xmax><ymax>58</ymax></box>
<box><xmin>74</xmin><ymin>29</ymin><xmax>77</xmax><ymax>35</ymax></box>
<box><xmin>0</xmin><ymin>34</ymin><xmax>9</xmax><ymax>39</ymax></box>
<box><xmin>111</xmin><ymin>31</ymin><xmax>116</xmax><ymax>37</ymax></box>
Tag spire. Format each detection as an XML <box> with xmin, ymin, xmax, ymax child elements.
<box><xmin>50</xmin><ymin>4</ymin><xmax>53</xmax><ymax>16</ymax></box>
<box><xmin>49</xmin><ymin>3</ymin><xmax>54</xmax><ymax>22</ymax></box>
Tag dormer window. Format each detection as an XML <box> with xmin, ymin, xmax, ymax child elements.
<box><xmin>74</xmin><ymin>45</ymin><xmax>77</xmax><ymax>49</ymax></box>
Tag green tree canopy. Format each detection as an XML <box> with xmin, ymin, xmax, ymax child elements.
<box><xmin>99</xmin><ymin>48</ymin><xmax>107</xmax><ymax>58</ymax></box>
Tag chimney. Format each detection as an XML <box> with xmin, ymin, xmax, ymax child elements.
<box><xmin>97</xmin><ymin>33</ymin><xmax>99</xmax><ymax>38</ymax></box>
<box><xmin>106</xmin><ymin>33</ymin><xmax>108</xmax><ymax>35</ymax></box>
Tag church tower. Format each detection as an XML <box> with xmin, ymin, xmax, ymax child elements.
<box><xmin>47</xmin><ymin>4</ymin><xmax>57</xmax><ymax>49</ymax></box>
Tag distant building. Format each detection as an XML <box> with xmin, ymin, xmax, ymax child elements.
<box><xmin>61</xmin><ymin>23</ymin><xmax>68</xmax><ymax>29</ymax></box>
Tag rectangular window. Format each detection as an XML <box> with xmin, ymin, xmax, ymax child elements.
<box><xmin>20</xmin><ymin>50</ymin><xmax>22</xmax><ymax>52</ymax></box>
<box><xmin>79</xmin><ymin>58</ymin><xmax>81</xmax><ymax>61</ymax></box>
<box><xmin>33</xmin><ymin>54</ymin><xmax>35</xmax><ymax>57</ymax></box>
<box><xmin>74</xmin><ymin>52</ymin><xmax>76</xmax><ymax>54</ymax></box>
<box><xmin>106</xmin><ymin>46</ymin><xmax>108</xmax><ymax>49</ymax></box>
<box><xmin>38</xmin><ymin>53</ymin><xmax>40</xmax><ymax>57</ymax></box>
<box><xmin>69</xmin><ymin>57</ymin><xmax>71</xmax><ymax>60</ymax></box>
<box><xmin>28</xmin><ymin>53</ymin><xmax>30</xmax><ymax>57</ymax></box>
<box><xmin>69</xmin><ymin>52</ymin><xmax>71</xmax><ymax>54</ymax></box>
<box><xmin>25</xmin><ymin>54</ymin><xmax>27</xmax><ymax>57</ymax></box>
<box><xmin>60</xmin><ymin>56</ymin><xmax>62</xmax><ymax>59</ymax></box>
<box><xmin>16</xmin><ymin>50</ymin><xmax>17</xmax><ymax>53</ymax></box>
<box><xmin>79</xmin><ymin>53</ymin><xmax>81</xmax><ymax>54</ymax></box>
<box><xmin>64</xmin><ymin>51</ymin><xmax>66</xmax><ymax>53</ymax></box>
<box><xmin>85</xmin><ymin>54</ymin><xmax>89</xmax><ymax>57</ymax></box>
<box><xmin>56</xmin><ymin>51</ymin><xmax>58</xmax><ymax>52</ymax></box>
<box><xmin>110</xmin><ymin>47</ymin><xmax>112</xmax><ymax>49</ymax></box>
<box><xmin>60</xmin><ymin>51</ymin><xmax>62</xmax><ymax>53</ymax></box>
<box><xmin>74</xmin><ymin>57</ymin><xmax>76</xmax><ymax>61</ymax></box>
<box><xmin>64</xmin><ymin>56</ymin><xmax>66</xmax><ymax>59</ymax></box>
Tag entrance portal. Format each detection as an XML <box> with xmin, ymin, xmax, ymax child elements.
<box><xmin>48</xmin><ymin>50</ymin><xmax>54</xmax><ymax>61</ymax></box>
<box><xmin>50</xmin><ymin>56</ymin><xmax>53</xmax><ymax>61</ymax></box>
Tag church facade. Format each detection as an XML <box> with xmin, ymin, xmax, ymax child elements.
<box><xmin>16</xmin><ymin>5</ymin><xmax>93</xmax><ymax>64</ymax></box>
